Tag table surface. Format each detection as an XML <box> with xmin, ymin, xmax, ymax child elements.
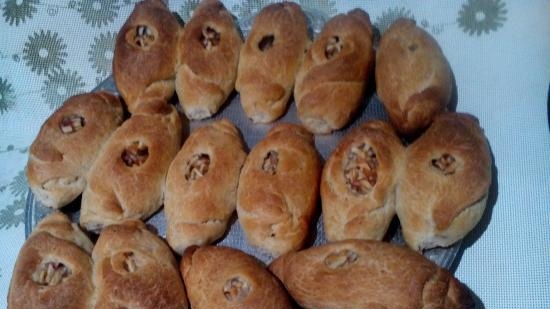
<box><xmin>0</xmin><ymin>1</ymin><xmax>549</xmax><ymax>308</ymax></box>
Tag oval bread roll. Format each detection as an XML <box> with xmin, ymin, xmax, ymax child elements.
<box><xmin>8</xmin><ymin>212</ymin><xmax>94</xmax><ymax>309</ymax></box>
<box><xmin>181</xmin><ymin>246</ymin><xmax>292</xmax><ymax>309</ymax></box>
<box><xmin>236</xmin><ymin>2</ymin><xmax>310</xmax><ymax>123</ymax></box>
<box><xmin>27</xmin><ymin>92</ymin><xmax>123</xmax><ymax>209</ymax></box>
<box><xmin>295</xmin><ymin>9</ymin><xmax>375</xmax><ymax>134</ymax></box>
<box><xmin>269</xmin><ymin>240</ymin><xmax>474</xmax><ymax>309</ymax></box>
<box><xmin>397</xmin><ymin>112</ymin><xmax>492</xmax><ymax>250</ymax></box>
<box><xmin>80</xmin><ymin>101</ymin><xmax>182</xmax><ymax>231</ymax></box>
<box><xmin>321</xmin><ymin>120</ymin><xmax>404</xmax><ymax>241</ymax></box>
<box><xmin>376</xmin><ymin>18</ymin><xmax>452</xmax><ymax>135</ymax></box>
<box><xmin>237</xmin><ymin>124</ymin><xmax>321</xmax><ymax>257</ymax></box>
<box><xmin>176</xmin><ymin>0</ymin><xmax>242</xmax><ymax>120</ymax></box>
<box><xmin>92</xmin><ymin>220</ymin><xmax>188</xmax><ymax>309</ymax></box>
<box><xmin>165</xmin><ymin>119</ymin><xmax>246</xmax><ymax>255</ymax></box>
<box><xmin>113</xmin><ymin>0</ymin><xmax>181</xmax><ymax>112</ymax></box>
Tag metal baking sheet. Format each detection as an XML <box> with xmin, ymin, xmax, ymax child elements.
<box><xmin>25</xmin><ymin>9</ymin><xmax>461</xmax><ymax>269</ymax></box>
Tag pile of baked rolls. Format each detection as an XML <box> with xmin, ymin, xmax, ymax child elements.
<box><xmin>11</xmin><ymin>1</ymin><xmax>492</xmax><ymax>308</ymax></box>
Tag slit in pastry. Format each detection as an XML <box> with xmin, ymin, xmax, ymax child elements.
<box><xmin>185</xmin><ymin>154</ymin><xmax>210</xmax><ymax>181</ymax></box>
<box><xmin>223</xmin><ymin>277</ymin><xmax>251</xmax><ymax>302</ymax></box>
<box><xmin>121</xmin><ymin>141</ymin><xmax>149</xmax><ymax>167</ymax></box>
<box><xmin>343</xmin><ymin>143</ymin><xmax>378</xmax><ymax>195</ymax></box>
<box><xmin>200</xmin><ymin>26</ymin><xmax>221</xmax><ymax>50</ymax></box>
<box><xmin>324</xmin><ymin>249</ymin><xmax>358</xmax><ymax>269</ymax></box>
<box><xmin>431</xmin><ymin>153</ymin><xmax>456</xmax><ymax>175</ymax></box>
<box><xmin>127</xmin><ymin>24</ymin><xmax>157</xmax><ymax>49</ymax></box>
<box><xmin>258</xmin><ymin>34</ymin><xmax>275</xmax><ymax>51</ymax></box>
<box><xmin>32</xmin><ymin>261</ymin><xmax>71</xmax><ymax>286</ymax></box>
<box><xmin>325</xmin><ymin>36</ymin><xmax>343</xmax><ymax>59</ymax></box>
<box><xmin>262</xmin><ymin>150</ymin><xmax>279</xmax><ymax>175</ymax></box>
<box><xmin>59</xmin><ymin>114</ymin><xmax>85</xmax><ymax>134</ymax></box>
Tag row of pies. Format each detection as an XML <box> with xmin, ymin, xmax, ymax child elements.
<box><xmin>27</xmin><ymin>90</ymin><xmax>491</xmax><ymax>256</ymax></box>
<box><xmin>116</xmin><ymin>0</ymin><xmax>452</xmax><ymax>135</ymax></box>
<box><xmin>8</xmin><ymin>212</ymin><xmax>474</xmax><ymax>308</ymax></box>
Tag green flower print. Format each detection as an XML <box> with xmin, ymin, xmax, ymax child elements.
<box><xmin>458</xmin><ymin>0</ymin><xmax>507</xmax><ymax>36</ymax></box>
<box><xmin>232</xmin><ymin>0</ymin><xmax>273</xmax><ymax>19</ymax></box>
<box><xmin>89</xmin><ymin>31</ymin><xmax>116</xmax><ymax>76</ymax></box>
<box><xmin>298</xmin><ymin>0</ymin><xmax>337</xmax><ymax>17</ymax></box>
<box><xmin>0</xmin><ymin>78</ymin><xmax>16</xmax><ymax>115</ymax></box>
<box><xmin>42</xmin><ymin>69</ymin><xmax>85</xmax><ymax>110</ymax></box>
<box><xmin>374</xmin><ymin>7</ymin><xmax>415</xmax><ymax>34</ymax></box>
<box><xmin>77</xmin><ymin>0</ymin><xmax>120</xmax><ymax>28</ymax></box>
<box><xmin>0</xmin><ymin>196</ymin><xmax>25</xmax><ymax>229</ymax></box>
<box><xmin>178</xmin><ymin>0</ymin><xmax>199</xmax><ymax>22</ymax></box>
<box><xmin>2</xmin><ymin>0</ymin><xmax>38</xmax><ymax>26</ymax></box>
<box><xmin>23</xmin><ymin>30</ymin><xmax>67</xmax><ymax>76</ymax></box>
<box><xmin>9</xmin><ymin>169</ymin><xmax>27</xmax><ymax>198</ymax></box>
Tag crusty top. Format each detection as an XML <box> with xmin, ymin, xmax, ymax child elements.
<box><xmin>270</xmin><ymin>240</ymin><xmax>474</xmax><ymax>309</ymax></box>
<box><xmin>8</xmin><ymin>212</ymin><xmax>94</xmax><ymax>309</ymax></box>
<box><xmin>27</xmin><ymin>92</ymin><xmax>123</xmax><ymax>191</ymax></box>
<box><xmin>376</xmin><ymin>18</ymin><xmax>452</xmax><ymax>135</ymax></box>
<box><xmin>92</xmin><ymin>220</ymin><xmax>188</xmax><ymax>309</ymax></box>
<box><xmin>181</xmin><ymin>246</ymin><xmax>292</xmax><ymax>309</ymax></box>
<box><xmin>404</xmin><ymin>112</ymin><xmax>491</xmax><ymax>230</ymax></box>
<box><xmin>113</xmin><ymin>0</ymin><xmax>180</xmax><ymax>110</ymax></box>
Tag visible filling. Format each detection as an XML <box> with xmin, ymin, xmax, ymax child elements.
<box><xmin>223</xmin><ymin>277</ymin><xmax>250</xmax><ymax>302</ymax></box>
<box><xmin>122</xmin><ymin>251</ymin><xmax>137</xmax><ymax>273</ymax></box>
<box><xmin>262</xmin><ymin>151</ymin><xmax>278</xmax><ymax>175</ymax></box>
<box><xmin>131</xmin><ymin>25</ymin><xmax>156</xmax><ymax>49</ymax></box>
<box><xmin>59</xmin><ymin>114</ymin><xmax>85</xmax><ymax>134</ymax></box>
<box><xmin>431</xmin><ymin>153</ymin><xmax>456</xmax><ymax>175</ymax></box>
<box><xmin>343</xmin><ymin>144</ymin><xmax>378</xmax><ymax>194</ymax></box>
<box><xmin>324</xmin><ymin>249</ymin><xmax>358</xmax><ymax>269</ymax></box>
<box><xmin>121</xmin><ymin>141</ymin><xmax>149</xmax><ymax>167</ymax></box>
<box><xmin>325</xmin><ymin>36</ymin><xmax>343</xmax><ymax>59</ymax></box>
<box><xmin>32</xmin><ymin>261</ymin><xmax>70</xmax><ymax>286</ymax></box>
<box><xmin>258</xmin><ymin>34</ymin><xmax>274</xmax><ymax>51</ymax></box>
<box><xmin>200</xmin><ymin>26</ymin><xmax>220</xmax><ymax>50</ymax></box>
<box><xmin>185</xmin><ymin>154</ymin><xmax>210</xmax><ymax>181</ymax></box>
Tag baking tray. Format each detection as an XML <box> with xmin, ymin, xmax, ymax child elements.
<box><xmin>25</xmin><ymin>9</ymin><xmax>461</xmax><ymax>269</ymax></box>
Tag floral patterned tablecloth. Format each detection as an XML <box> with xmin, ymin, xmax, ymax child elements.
<box><xmin>0</xmin><ymin>0</ymin><xmax>549</xmax><ymax>308</ymax></box>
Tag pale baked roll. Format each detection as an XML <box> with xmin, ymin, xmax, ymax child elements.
<box><xmin>321</xmin><ymin>120</ymin><xmax>404</xmax><ymax>241</ymax></box>
<box><xmin>165</xmin><ymin>119</ymin><xmax>246</xmax><ymax>255</ymax></box>
<box><xmin>27</xmin><ymin>92</ymin><xmax>123</xmax><ymax>209</ymax></box>
<box><xmin>180</xmin><ymin>246</ymin><xmax>292</xmax><ymax>309</ymax></box>
<box><xmin>91</xmin><ymin>220</ymin><xmax>188</xmax><ymax>309</ymax></box>
<box><xmin>80</xmin><ymin>101</ymin><xmax>182</xmax><ymax>231</ymax></box>
<box><xmin>237</xmin><ymin>124</ymin><xmax>321</xmax><ymax>257</ymax></box>
<box><xmin>235</xmin><ymin>2</ymin><xmax>310</xmax><ymax>123</ymax></box>
<box><xmin>176</xmin><ymin>0</ymin><xmax>242</xmax><ymax>120</ymax></box>
<box><xmin>397</xmin><ymin>112</ymin><xmax>491</xmax><ymax>250</ymax></box>
<box><xmin>295</xmin><ymin>9</ymin><xmax>374</xmax><ymax>134</ymax></box>
<box><xmin>113</xmin><ymin>0</ymin><xmax>181</xmax><ymax>113</ymax></box>
<box><xmin>376</xmin><ymin>18</ymin><xmax>452</xmax><ymax>135</ymax></box>
<box><xmin>8</xmin><ymin>212</ymin><xmax>94</xmax><ymax>309</ymax></box>
<box><xmin>270</xmin><ymin>240</ymin><xmax>474</xmax><ymax>309</ymax></box>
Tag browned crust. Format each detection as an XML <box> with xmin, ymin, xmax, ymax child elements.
<box><xmin>91</xmin><ymin>220</ymin><xmax>188</xmax><ymax>309</ymax></box>
<box><xmin>269</xmin><ymin>240</ymin><xmax>474</xmax><ymax>309</ymax></box>
<box><xmin>321</xmin><ymin>120</ymin><xmax>404</xmax><ymax>241</ymax></box>
<box><xmin>235</xmin><ymin>2</ymin><xmax>310</xmax><ymax>123</ymax></box>
<box><xmin>236</xmin><ymin>123</ymin><xmax>321</xmax><ymax>257</ymax></box>
<box><xmin>176</xmin><ymin>0</ymin><xmax>242</xmax><ymax>119</ymax></box>
<box><xmin>26</xmin><ymin>92</ymin><xmax>123</xmax><ymax>208</ymax></box>
<box><xmin>295</xmin><ymin>9</ymin><xmax>375</xmax><ymax>134</ymax></box>
<box><xmin>8</xmin><ymin>212</ymin><xmax>94</xmax><ymax>309</ymax></box>
<box><xmin>113</xmin><ymin>0</ymin><xmax>181</xmax><ymax>112</ymax></box>
<box><xmin>375</xmin><ymin>18</ymin><xmax>452</xmax><ymax>135</ymax></box>
<box><xmin>165</xmin><ymin>119</ymin><xmax>246</xmax><ymax>254</ymax></box>
<box><xmin>80</xmin><ymin>100</ymin><xmax>182</xmax><ymax>230</ymax></box>
<box><xmin>180</xmin><ymin>246</ymin><xmax>292</xmax><ymax>309</ymax></box>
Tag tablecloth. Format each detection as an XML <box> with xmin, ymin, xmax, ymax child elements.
<box><xmin>0</xmin><ymin>0</ymin><xmax>548</xmax><ymax>308</ymax></box>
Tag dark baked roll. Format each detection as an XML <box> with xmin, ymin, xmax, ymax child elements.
<box><xmin>270</xmin><ymin>240</ymin><xmax>474</xmax><ymax>309</ymax></box>
<box><xmin>236</xmin><ymin>124</ymin><xmax>321</xmax><ymax>257</ymax></box>
<box><xmin>176</xmin><ymin>0</ymin><xmax>242</xmax><ymax>120</ymax></box>
<box><xmin>113</xmin><ymin>0</ymin><xmax>181</xmax><ymax>112</ymax></box>
<box><xmin>180</xmin><ymin>246</ymin><xmax>292</xmax><ymax>309</ymax></box>
<box><xmin>165</xmin><ymin>119</ymin><xmax>246</xmax><ymax>255</ymax></box>
<box><xmin>8</xmin><ymin>212</ymin><xmax>94</xmax><ymax>309</ymax></box>
<box><xmin>91</xmin><ymin>220</ymin><xmax>188</xmax><ymax>309</ymax></box>
<box><xmin>80</xmin><ymin>101</ymin><xmax>182</xmax><ymax>231</ymax></box>
<box><xmin>376</xmin><ymin>18</ymin><xmax>452</xmax><ymax>135</ymax></box>
<box><xmin>295</xmin><ymin>9</ymin><xmax>375</xmax><ymax>134</ymax></box>
<box><xmin>321</xmin><ymin>120</ymin><xmax>404</xmax><ymax>241</ymax></box>
<box><xmin>397</xmin><ymin>112</ymin><xmax>491</xmax><ymax>250</ymax></box>
<box><xmin>27</xmin><ymin>92</ymin><xmax>123</xmax><ymax>209</ymax></box>
<box><xmin>235</xmin><ymin>2</ymin><xmax>310</xmax><ymax>123</ymax></box>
